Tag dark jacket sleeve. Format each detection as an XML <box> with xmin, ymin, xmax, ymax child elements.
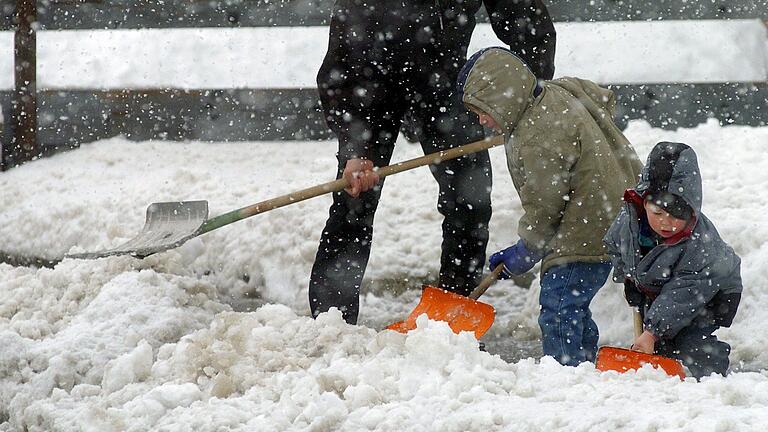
<box><xmin>483</xmin><ymin>0</ymin><xmax>557</xmax><ymax>79</ymax></box>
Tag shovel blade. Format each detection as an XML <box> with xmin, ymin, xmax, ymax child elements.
<box><xmin>386</xmin><ymin>286</ymin><xmax>495</xmax><ymax>339</ymax></box>
<box><xmin>66</xmin><ymin>201</ymin><xmax>209</xmax><ymax>259</ymax></box>
<box><xmin>596</xmin><ymin>346</ymin><xmax>686</xmax><ymax>379</ymax></box>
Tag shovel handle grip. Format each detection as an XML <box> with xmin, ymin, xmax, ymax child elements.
<box><xmin>632</xmin><ymin>309</ymin><xmax>644</xmax><ymax>339</ymax></box>
<box><xmin>200</xmin><ymin>135</ymin><xmax>504</xmax><ymax>234</ymax></box>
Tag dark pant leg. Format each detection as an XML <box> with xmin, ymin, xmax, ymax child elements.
<box><xmin>538</xmin><ymin>262</ymin><xmax>611</xmax><ymax>366</ymax></box>
<box><xmin>311</xmin><ymin>55</ymin><xmax>404</xmax><ymax>324</ymax></box>
<box><xmin>414</xmin><ymin>92</ymin><xmax>491</xmax><ymax>295</ymax></box>
<box><xmin>655</xmin><ymin>324</ymin><xmax>731</xmax><ymax>379</ymax></box>
<box><xmin>308</xmin><ymin>145</ymin><xmax>395</xmax><ymax>324</ymax></box>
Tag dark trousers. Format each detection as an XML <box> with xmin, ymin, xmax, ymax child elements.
<box><xmin>309</xmin><ymin>50</ymin><xmax>491</xmax><ymax>324</ymax></box>
<box><xmin>655</xmin><ymin>322</ymin><xmax>731</xmax><ymax>379</ymax></box>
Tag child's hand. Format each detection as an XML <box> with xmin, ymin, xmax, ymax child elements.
<box><xmin>343</xmin><ymin>159</ymin><xmax>380</xmax><ymax>198</ymax></box>
<box><xmin>631</xmin><ymin>330</ymin><xmax>656</xmax><ymax>354</ymax></box>
<box><xmin>488</xmin><ymin>239</ymin><xmax>543</xmax><ymax>277</ymax></box>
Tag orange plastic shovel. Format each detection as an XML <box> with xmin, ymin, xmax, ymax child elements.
<box><xmin>596</xmin><ymin>309</ymin><xmax>686</xmax><ymax>379</ymax></box>
<box><xmin>386</xmin><ymin>265</ymin><xmax>504</xmax><ymax>339</ymax></box>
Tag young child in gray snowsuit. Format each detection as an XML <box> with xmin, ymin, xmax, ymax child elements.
<box><xmin>604</xmin><ymin>142</ymin><xmax>742</xmax><ymax>379</ymax></box>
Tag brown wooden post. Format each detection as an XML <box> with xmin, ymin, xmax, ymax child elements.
<box><xmin>7</xmin><ymin>0</ymin><xmax>38</xmax><ymax>169</ymax></box>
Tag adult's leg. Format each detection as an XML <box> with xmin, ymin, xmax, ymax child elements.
<box><xmin>309</xmin><ymin>146</ymin><xmax>396</xmax><ymax>324</ymax></box>
<box><xmin>655</xmin><ymin>323</ymin><xmax>731</xmax><ymax>379</ymax></box>
<box><xmin>538</xmin><ymin>262</ymin><xmax>611</xmax><ymax>366</ymax></box>
<box><xmin>411</xmin><ymin>83</ymin><xmax>491</xmax><ymax>295</ymax></box>
<box><xmin>311</xmin><ymin>50</ymin><xmax>405</xmax><ymax>324</ymax></box>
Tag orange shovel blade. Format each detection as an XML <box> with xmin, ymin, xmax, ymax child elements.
<box><xmin>386</xmin><ymin>286</ymin><xmax>495</xmax><ymax>339</ymax></box>
<box><xmin>596</xmin><ymin>346</ymin><xmax>686</xmax><ymax>379</ymax></box>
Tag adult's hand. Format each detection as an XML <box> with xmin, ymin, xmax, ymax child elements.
<box><xmin>631</xmin><ymin>330</ymin><xmax>656</xmax><ymax>354</ymax></box>
<box><xmin>343</xmin><ymin>158</ymin><xmax>380</xmax><ymax>198</ymax></box>
<box><xmin>488</xmin><ymin>239</ymin><xmax>543</xmax><ymax>279</ymax></box>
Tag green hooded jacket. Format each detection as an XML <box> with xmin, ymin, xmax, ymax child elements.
<box><xmin>460</xmin><ymin>48</ymin><xmax>643</xmax><ymax>273</ymax></box>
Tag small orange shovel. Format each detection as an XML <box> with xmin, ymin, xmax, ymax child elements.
<box><xmin>596</xmin><ymin>308</ymin><xmax>686</xmax><ymax>379</ymax></box>
<box><xmin>386</xmin><ymin>265</ymin><xmax>504</xmax><ymax>339</ymax></box>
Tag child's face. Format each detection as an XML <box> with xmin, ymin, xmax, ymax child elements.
<box><xmin>467</xmin><ymin>106</ymin><xmax>501</xmax><ymax>133</ymax></box>
<box><xmin>643</xmin><ymin>200</ymin><xmax>688</xmax><ymax>238</ymax></box>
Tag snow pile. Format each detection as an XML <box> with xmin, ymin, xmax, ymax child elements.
<box><xmin>2</xmin><ymin>120</ymin><xmax>768</xmax><ymax>430</ymax></box>
<box><xmin>8</xmin><ymin>303</ymin><xmax>768</xmax><ymax>431</ymax></box>
<box><xmin>0</xmin><ymin>259</ymin><xmax>227</xmax><ymax>429</ymax></box>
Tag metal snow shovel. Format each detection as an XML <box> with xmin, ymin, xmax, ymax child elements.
<box><xmin>66</xmin><ymin>135</ymin><xmax>505</xmax><ymax>260</ymax></box>
<box><xmin>595</xmin><ymin>308</ymin><xmax>686</xmax><ymax>379</ymax></box>
<box><xmin>386</xmin><ymin>264</ymin><xmax>504</xmax><ymax>339</ymax></box>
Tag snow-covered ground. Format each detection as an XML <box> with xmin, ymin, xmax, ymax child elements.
<box><xmin>2</xmin><ymin>119</ymin><xmax>768</xmax><ymax>431</ymax></box>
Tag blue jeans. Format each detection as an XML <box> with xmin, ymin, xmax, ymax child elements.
<box><xmin>538</xmin><ymin>262</ymin><xmax>612</xmax><ymax>366</ymax></box>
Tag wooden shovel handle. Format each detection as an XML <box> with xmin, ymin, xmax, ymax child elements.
<box><xmin>376</xmin><ymin>135</ymin><xmax>504</xmax><ymax>178</ymax></box>
<box><xmin>468</xmin><ymin>264</ymin><xmax>505</xmax><ymax>300</ymax></box>
<box><xmin>632</xmin><ymin>309</ymin><xmax>644</xmax><ymax>339</ymax></box>
<box><xmin>243</xmin><ymin>135</ymin><xmax>503</xmax><ymax>218</ymax></box>
<box><xmin>200</xmin><ymin>135</ymin><xmax>505</xmax><ymax>234</ymax></box>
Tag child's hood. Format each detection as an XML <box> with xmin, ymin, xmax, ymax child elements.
<box><xmin>635</xmin><ymin>142</ymin><xmax>703</xmax><ymax>214</ymax></box>
<box><xmin>457</xmin><ymin>47</ymin><xmax>537</xmax><ymax>136</ymax></box>
<box><xmin>457</xmin><ymin>47</ymin><xmax>619</xmax><ymax>137</ymax></box>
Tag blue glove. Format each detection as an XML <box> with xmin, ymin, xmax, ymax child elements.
<box><xmin>488</xmin><ymin>239</ymin><xmax>543</xmax><ymax>279</ymax></box>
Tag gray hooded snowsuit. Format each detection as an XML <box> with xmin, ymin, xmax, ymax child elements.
<box><xmin>604</xmin><ymin>142</ymin><xmax>742</xmax><ymax>378</ymax></box>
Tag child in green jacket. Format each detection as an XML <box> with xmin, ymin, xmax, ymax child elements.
<box><xmin>457</xmin><ymin>47</ymin><xmax>642</xmax><ymax>366</ymax></box>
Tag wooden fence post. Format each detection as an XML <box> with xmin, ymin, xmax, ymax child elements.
<box><xmin>5</xmin><ymin>0</ymin><xmax>38</xmax><ymax>170</ymax></box>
